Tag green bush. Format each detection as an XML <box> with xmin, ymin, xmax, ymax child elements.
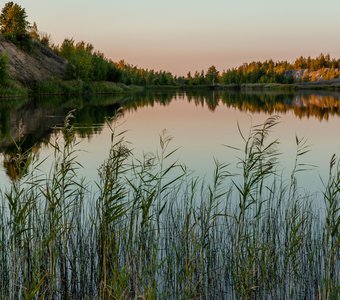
<box><xmin>0</xmin><ymin>53</ymin><xmax>8</xmax><ymax>84</ymax></box>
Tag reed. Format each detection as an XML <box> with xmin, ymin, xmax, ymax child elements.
<box><xmin>0</xmin><ymin>113</ymin><xmax>338</xmax><ymax>299</ymax></box>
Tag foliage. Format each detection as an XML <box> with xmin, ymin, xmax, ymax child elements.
<box><xmin>184</xmin><ymin>55</ymin><xmax>340</xmax><ymax>86</ymax></box>
<box><xmin>115</xmin><ymin>59</ymin><xmax>176</xmax><ymax>85</ymax></box>
<box><xmin>28</xmin><ymin>21</ymin><xmax>51</xmax><ymax>46</ymax></box>
<box><xmin>55</xmin><ymin>39</ymin><xmax>119</xmax><ymax>82</ymax></box>
<box><xmin>54</xmin><ymin>39</ymin><xmax>179</xmax><ymax>86</ymax></box>
<box><xmin>205</xmin><ymin>65</ymin><xmax>219</xmax><ymax>85</ymax></box>
<box><xmin>28</xmin><ymin>21</ymin><xmax>39</xmax><ymax>40</ymax></box>
<box><xmin>0</xmin><ymin>2</ymin><xmax>52</xmax><ymax>53</ymax></box>
<box><xmin>52</xmin><ymin>46</ymin><xmax>340</xmax><ymax>86</ymax></box>
<box><xmin>219</xmin><ymin>54</ymin><xmax>340</xmax><ymax>85</ymax></box>
<box><xmin>0</xmin><ymin>81</ymin><xmax>28</xmax><ymax>98</ymax></box>
<box><xmin>0</xmin><ymin>2</ymin><xmax>28</xmax><ymax>37</ymax></box>
<box><xmin>33</xmin><ymin>79</ymin><xmax>143</xmax><ymax>97</ymax></box>
<box><xmin>0</xmin><ymin>1</ymin><xmax>30</xmax><ymax>48</ymax></box>
<box><xmin>0</xmin><ymin>53</ymin><xmax>9</xmax><ymax>84</ymax></box>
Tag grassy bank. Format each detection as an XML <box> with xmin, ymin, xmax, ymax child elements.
<box><xmin>1</xmin><ymin>80</ymin><xmax>340</xmax><ymax>99</ymax></box>
<box><xmin>0</xmin><ymin>114</ymin><xmax>339</xmax><ymax>299</ymax></box>
<box><xmin>0</xmin><ymin>80</ymin><xmax>144</xmax><ymax>99</ymax></box>
<box><xmin>33</xmin><ymin>80</ymin><xmax>144</xmax><ymax>96</ymax></box>
<box><xmin>0</xmin><ymin>80</ymin><xmax>29</xmax><ymax>98</ymax></box>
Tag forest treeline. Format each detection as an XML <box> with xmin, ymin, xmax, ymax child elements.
<box><xmin>1</xmin><ymin>1</ymin><xmax>340</xmax><ymax>89</ymax></box>
<box><xmin>218</xmin><ymin>54</ymin><xmax>340</xmax><ymax>85</ymax></box>
<box><xmin>53</xmin><ymin>39</ymin><xmax>178</xmax><ymax>86</ymax></box>
<box><xmin>52</xmin><ymin>39</ymin><xmax>340</xmax><ymax>86</ymax></box>
<box><xmin>33</xmin><ymin>40</ymin><xmax>340</xmax><ymax>86</ymax></box>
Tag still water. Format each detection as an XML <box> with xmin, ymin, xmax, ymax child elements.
<box><xmin>0</xmin><ymin>90</ymin><xmax>339</xmax><ymax>193</ymax></box>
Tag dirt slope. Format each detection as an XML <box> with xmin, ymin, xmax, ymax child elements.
<box><xmin>0</xmin><ymin>35</ymin><xmax>67</xmax><ymax>85</ymax></box>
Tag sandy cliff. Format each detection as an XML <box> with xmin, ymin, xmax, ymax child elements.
<box><xmin>0</xmin><ymin>35</ymin><xmax>67</xmax><ymax>85</ymax></box>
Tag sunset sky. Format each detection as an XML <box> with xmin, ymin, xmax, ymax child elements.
<box><xmin>13</xmin><ymin>0</ymin><xmax>340</xmax><ymax>75</ymax></box>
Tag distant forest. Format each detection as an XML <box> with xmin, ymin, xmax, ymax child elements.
<box><xmin>1</xmin><ymin>1</ymin><xmax>340</xmax><ymax>87</ymax></box>
<box><xmin>53</xmin><ymin>40</ymin><xmax>340</xmax><ymax>86</ymax></box>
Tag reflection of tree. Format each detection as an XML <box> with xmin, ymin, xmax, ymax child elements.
<box><xmin>74</xmin><ymin>102</ymin><xmax>121</xmax><ymax>139</ymax></box>
<box><xmin>121</xmin><ymin>92</ymin><xmax>175</xmax><ymax>111</ymax></box>
<box><xmin>1</xmin><ymin>90</ymin><xmax>340</xmax><ymax>181</ymax></box>
<box><xmin>1</xmin><ymin>133</ymin><xmax>45</xmax><ymax>182</ymax></box>
<box><xmin>3</xmin><ymin>151</ymin><xmax>29</xmax><ymax>182</ymax></box>
<box><xmin>123</xmin><ymin>90</ymin><xmax>340</xmax><ymax>120</ymax></box>
<box><xmin>0</xmin><ymin>108</ymin><xmax>10</xmax><ymax>140</ymax></box>
<box><xmin>0</xmin><ymin>96</ymin><xmax>125</xmax><ymax>180</ymax></box>
<box><xmin>215</xmin><ymin>91</ymin><xmax>340</xmax><ymax>120</ymax></box>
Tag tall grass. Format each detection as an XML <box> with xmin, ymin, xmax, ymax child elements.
<box><xmin>0</xmin><ymin>114</ymin><xmax>339</xmax><ymax>299</ymax></box>
<box><xmin>33</xmin><ymin>80</ymin><xmax>144</xmax><ymax>96</ymax></box>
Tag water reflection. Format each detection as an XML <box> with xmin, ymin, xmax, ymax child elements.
<box><xmin>120</xmin><ymin>90</ymin><xmax>340</xmax><ymax>120</ymax></box>
<box><xmin>0</xmin><ymin>90</ymin><xmax>339</xmax><ymax>182</ymax></box>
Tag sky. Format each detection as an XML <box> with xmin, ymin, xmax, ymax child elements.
<box><xmin>10</xmin><ymin>0</ymin><xmax>340</xmax><ymax>75</ymax></box>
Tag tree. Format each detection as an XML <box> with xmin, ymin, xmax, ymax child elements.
<box><xmin>0</xmin><ymin>2</ymin><xmax>28</xmax><ymax>37</ymax></box>
<box><xmin>57</xmin><ymin>39</ymin><xmax>94</xmax><ymax>80</ymax></box>
<box><xmin>39</xmin><ymin>33</ymin><xmax>51</xmax><ymax>46</ymax></box>
<box><xmin>205</xmin><ymin>65</ymin><xmax>219</xmax><ymax>85</ymax></box>
<box><xmin>91</xmin><ymin>51</ymin><xmax>109</xmax><ymax>81</ymax></box>
<box><xmin>29</xmin><ymin>21</ymin><xmax>39</xmax><ymax>40</ymax></box>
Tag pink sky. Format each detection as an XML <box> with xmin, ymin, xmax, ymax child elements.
<box><xmin>12</xmin><ymin>0</ymin><xmax>340</xmax><ymax>75</ymax></box>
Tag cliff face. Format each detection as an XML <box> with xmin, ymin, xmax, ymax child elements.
<box><xmin>287</xmin><ymin>69</ymin><xmax>340</xmax><ymax>83</ymax></box>
<box><xmin>0</xmin><ymin>35</ymin><xmax>67</xmax><ymax>85</ymax></box>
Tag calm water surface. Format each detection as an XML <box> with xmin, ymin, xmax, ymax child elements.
<box><xmin>0</xmin><ymin>90</ymin><xmax>339</xmax><ymax>193</ymax></box>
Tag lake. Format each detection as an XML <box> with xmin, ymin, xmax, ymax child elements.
<box><xmin>1</xmin><ymin>89</ymin><xmax>339</xmax><ymax>299</ymax></box>
<box><xmin>0</xmin><ymin>89</ymin><xmax>339</xmax><ymax>193</ymax></box>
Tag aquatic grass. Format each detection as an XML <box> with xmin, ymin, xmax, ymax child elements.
<box><xmin>0</xmin><ymin>114</ymin><xmax>339</xmax><ymax>299</ymax></box>
<box><xmin>322</xmin><ymin>154</ymin><xmax>340</xmax><ymax>299</ymax></box>
<box><xmin>223</xmin><ymin>115</ymin><xmax>281</xmax><ymax>298</ymax></box>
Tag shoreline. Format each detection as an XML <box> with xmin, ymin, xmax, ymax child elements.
<box><xmin>1</xmin><ymin>80</ymin><xmax>340</xmax><ymax>99</ymax></box>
